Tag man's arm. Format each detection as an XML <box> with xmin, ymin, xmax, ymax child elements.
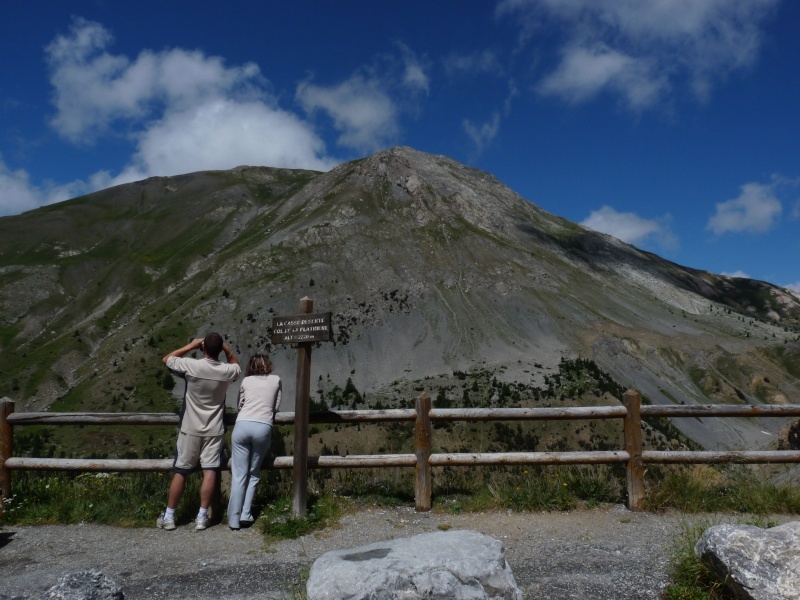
<box><xmin>162</xmin><ymin>338</ymin><xmax>204</xmax><ymax>365</ymax></box>
<box><xmin>222</xmin><ymin>342</ymin><xmax>239</xmax><ymax>365</ymax></box>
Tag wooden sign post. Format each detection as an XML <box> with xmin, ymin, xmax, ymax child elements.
<box><xmin>271</xmin><ymin>298</ymin><xmax>332</xmax><ymax>517</ymax></box>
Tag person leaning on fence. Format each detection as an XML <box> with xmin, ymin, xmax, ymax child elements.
<box><xmin>157</xmin><ymin>332</ymin><xmax>240</xmax><ymax>531</ymax></box>
<box><xmin>227</xmin><ymin>353</ymin><xmax>281</xmax><ymax>530</ymax></box>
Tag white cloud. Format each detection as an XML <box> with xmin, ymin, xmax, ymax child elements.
<box><xmin>786</xmin><ymin>282</ymin><xmax>800</xmax><ymax>294</ymax></box>
<box><xmin>461</xmin><ymin>82</ymin><xmax>518</xmax><ymax>153</ymax></box>
<box><xmin>707</xmin><ymin>182</ymin><xmax>782</xmax><ymax>235</ymax></box>
<box><xmin>106</xmin><ymin>100</ymin><xmax>333</xmax><ymax>187</ymax></box>
<box><xmin>296</xmin><ymin>75</ymin><xmax>399</xmax><ymax>154</ymax></box>
<box><xmin>463</xmin><ymin>112</ymin><xmax>501</xmax><ymax>151</ymax></box>
<box><xmin>295</xmin><ymin>43</ymin><xmax>430</xmax><ymax>154</ymax></box>
<box><xmin>0</xmin><ymin>158</ymin><xmax>89</xmax><ymax>216</ymax></box>
<box><xmin>397</xmin><ymin>43</ymin><xmax>430</xmax><ymax>93</ymax></box>
<box><xmin>444</xmin><ymin>50</ymin><xmax>503</xmax><ymax>77</ymax></box>
<box><xmin>404</xmin><ymin>62</ymin><xmax>430</xmax><ymax>92</ymax></box>
<box><xmin>46</xmin><ymin>19</ymin><xmax>266</xmax><ymax>144</ymax></box>
<box><xmin>722</xmin><ymin>270</ymin><xmax>750</xmax><ymax>279</ymax></box>
<box><xmin>41</xmin><ymin>17</ymin><xmax>335</xmax><ymax>197</ymax></box>
<box><xmin>581</xmin><ymin>205</ymin><xmax>677</xmax><ymax>250</ymax></box>
<box><xmin>538</xmin><ymin>43</ymin><xmax>667</xmax><ymax>109</ymax></box>
<box><xmin>498</xmin><ymin>0</ymin><xmax>779</xmax><ymax>108</ymax></box>
<box><xmin>440</xmin><ymin>47</ymin><xmax>515</xmax><ymax>154</ymax></box>
<box><xmin>0</xmin><ymin>160</ymin><xmax>43</xmax><ymax>215</ymax></box>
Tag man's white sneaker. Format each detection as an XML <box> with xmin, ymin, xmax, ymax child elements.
<box><xmin>157</xmin><ymin>515</ymin><xmax>176</xmax><ymax>530</ymax></box>
<box><xmin>195</xmin><ymin>515</ymin><xmax>209</xmax><ymax>530</ymax></box>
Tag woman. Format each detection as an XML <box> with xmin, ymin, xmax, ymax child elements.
<box><xmin>227</xmin><ymin>353</ymin><xmax>281</xmax><ymax>530</ymax></box>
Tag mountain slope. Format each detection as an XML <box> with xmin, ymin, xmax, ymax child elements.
<box><xmin>1</xmin><ymin>146</ymin><xmax>799</xmax><ymax>451</ymax></box>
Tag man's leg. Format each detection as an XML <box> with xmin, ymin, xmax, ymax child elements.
<box><xmin>157</xmin><ymin>472</ymin><xmax>186</xmax><ymax>530</ymax></box>
<box><xmin>192</xmin><ymin>469</ymin><xmax>217</xmax><ymax>531</ymax></box>
<box><xmin>167</xmin><ymin>472</ymin><xmax>186</xmax><ymax>509</ymax></box>
<box><xmin>195</xmin><ymin>434</ymin><xmax>223</xmax><ymax>529</ymax></box>
<box><xmin>166</xmin><ymin>432</ymin><xmax>198</xmax><ymax>511</ymax></box>
<box><xmin>200</xmin><ymin>468</ymin><xmax>217</xmax><ymax>509</ymax></box>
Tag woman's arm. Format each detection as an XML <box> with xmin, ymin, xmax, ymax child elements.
<box><xmin>238</xmin><ymin>380</ymin><xmax>246</xmax><ymax>411</ymax></box>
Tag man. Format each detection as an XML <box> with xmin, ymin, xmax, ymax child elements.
<box><xmin>157</xmin><ymin>332</ymin><xmax>240</xmax><ymax>531</ymax></box>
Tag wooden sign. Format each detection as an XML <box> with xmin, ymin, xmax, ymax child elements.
<box><xmin>271</xmin><ymin>311</ymin><xmax>332</xmax><ymax>345</ymax></box>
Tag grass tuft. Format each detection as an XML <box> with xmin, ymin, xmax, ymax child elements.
<box><xmin>431</xmin><ymin>465</ymin><xmax>623</xmax><ymax>512</ymax></box>
<box><xmin>663</xmin><ymin>520</ymin><xmax>728</xmax><ymax>600</ymax></box>
<box><xmin>663</xmin><ymin>515</ymin><xmax>778</xmax><ymax>600</ymax></box>
<box><xmin>259</xmin><ymin>493</ymin><xmax>345</xmax><ymax>541</ymax></box>
<box><xmin>646</xmin><ymin>465</ymin><xmax>800</xmax><ymax>514</ymax></box>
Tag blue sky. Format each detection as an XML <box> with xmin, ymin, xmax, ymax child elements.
<box><xmin>2</xmin><ymin>0</ymin><xmax>799</xmax><ymax>291</ymax></box>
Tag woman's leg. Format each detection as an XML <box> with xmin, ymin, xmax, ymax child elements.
<box><xmin>240</xmin><ymin>424</ymin><xmax>272</xmax><ymax>522</ymax></box>
<box><xmin>227</xmin><ymin>423</ymin><xmax>252</xmax><ymax>529</ymax></box>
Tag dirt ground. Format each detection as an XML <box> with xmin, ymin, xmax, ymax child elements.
<box><xmin>1</xmin><ymin>504</ymin><xmax>789</xmax><ymax>599</ymax></box>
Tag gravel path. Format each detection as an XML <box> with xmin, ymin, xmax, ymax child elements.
<box><xmin>0</xmin><ymin>505</ymin><xmax>756</xmax><ymax>599</ymax></box>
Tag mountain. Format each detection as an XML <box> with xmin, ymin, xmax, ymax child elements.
<box><xmin>1</xmin><ymin>146</ymin><xmax>799</xmax><ymax>452</ymax></box>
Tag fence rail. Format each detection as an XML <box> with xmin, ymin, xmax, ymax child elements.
<box><xmin>2</xmin><ymin>391</ymin><xmax>800</xmax><ymax>514</ymax></box>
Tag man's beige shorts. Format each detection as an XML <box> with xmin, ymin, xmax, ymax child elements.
<box><xmin>174</xmin><ymin>432</ymin><xmax>223</xmax><ymax>472</ymax></box>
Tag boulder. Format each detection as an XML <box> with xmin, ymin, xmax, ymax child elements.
<box><xmin>307</xmin><ymin>529</ymin><xmax>522</xmax><ymax>600</ymax></box>
<box><xmin>41</xmin><ymin>570</ymin><xmax>124</xmax><ymax>600</ymax></box>
<box><xmin>695</xmin><ymin>521</ymin><xmax>800</xmax><ymax>600</ymax></box>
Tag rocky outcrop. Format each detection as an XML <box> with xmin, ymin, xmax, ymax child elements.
<box><xmin>306</xmin><ymin>529</ymin><xmax>522</xmax><ymax>600</ymax></box>
<box><xmin>0</xmin><ymin>569</ymin><xmax>123</xmax><ymax>600</ymax></box>
<box><xmin>41</xmin><ymin>570</ymin><xmax>124</xmax><ymax>600</ymax></box>
<box><xmin>695</xmin><ymin>521</ymin><xmax>800</xmax><ymax>600</ymax></box>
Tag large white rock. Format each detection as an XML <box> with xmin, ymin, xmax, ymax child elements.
<box><xmin>306</xmin><ymin>529</ymin><xmax>522</xmax><ymax>600</ymax></box>
<box><xmin>695</xmin><ymin>521</ymin><xmax>800</xmax><ymax>600</ymax></box>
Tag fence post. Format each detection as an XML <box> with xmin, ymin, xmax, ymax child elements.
<box><xmin>622</xmin><ymin>389</ymin><xmax>645</xmax><ymax>511</ymax></box>
<box><xmin>415</xmin><ymin>392</ymin><xmax>432</xmax><ymax>512</ymax></box>
<box><xmin>0</xmin><ymin>398</ymin><xmax>14</xmax><ymax>510</ymax></box>
<box><xmin>292</xmin><ymin>297</ymin><xmax>314</xmax><ymax>518</ymax></box>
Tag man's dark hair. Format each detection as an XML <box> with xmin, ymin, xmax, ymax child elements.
<box><xmin>203</xmin><ymin>332</ymin><xmax>224</xmax><ymax>359</ymax></box>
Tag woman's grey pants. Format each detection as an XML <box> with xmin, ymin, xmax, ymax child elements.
<box><xmin>227</xmin><ymin>420</ymin><xmax>272</xmax><ymax>528</ymax></box>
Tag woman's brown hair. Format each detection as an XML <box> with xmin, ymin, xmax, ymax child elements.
<box><xmin>245</xmin><ymin>353</ymin><xmax>272</xmax><ymax>376</ymax></box>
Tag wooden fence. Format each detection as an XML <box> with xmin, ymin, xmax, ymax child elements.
<box><xmin>2</xmin><ymin>390</ymin><xmax>800</xmax><ymax>514</ymax></box>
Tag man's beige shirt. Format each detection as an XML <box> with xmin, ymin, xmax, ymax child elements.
<box><xmin>167</xmin><ymin>356</ymin><xmax>241</xmax><ymax>436</ymax></box>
